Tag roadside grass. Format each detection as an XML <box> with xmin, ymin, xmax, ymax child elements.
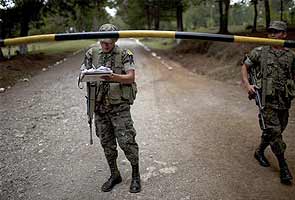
<box><xmin>140</xmin><ymin>38</ymin><xmax>176</xmax><ymax>50</ymax></box>
<box><xmin>1</xmin><ymin>40</ymin><xmax>97</xmax><ymax>57</ymax></box>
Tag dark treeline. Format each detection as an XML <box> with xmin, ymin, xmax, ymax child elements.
<box><xmin>1</xmin><ymin>0</ymin><xmax>295</xmax><ymax>55</ymax></box>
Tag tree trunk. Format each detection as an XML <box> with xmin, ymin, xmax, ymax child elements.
<box><xmin>252</xmin><ymin>0</ymin><xmax>258</xmax><ymax>33</ymax></box>
<box><xmin>223</xmin><ymin>0</ymin><xmax>230</xmax><ymax>33</ymax></box>
<box><xmin>264</xmin><ymin>0</ymin><xmax>271</xmax><ymax>29</ymax></box>
<box><xmin>0</xmin><ymin>48</ymin><xmax>4</xmax><ymax>60</ymax></box>
<box><xmin>154</xmin><ymin>5</ymin><xmax>160</xmax><ymax>30</ymax></box>
<box><xmin>280</xmin><ymin>0</ymin><xmax>283</xmax><ymax>21</ymax></box>
<box><xmin>218</xmin><ymin>0</ymin><xmax>229</xmax><ymax>34</ymax></box>
<box><xmin>92</xmin><ymin>1</ymin><xmax>100</xmax><ymax>31</ymax></box>
<box><xmin>176</xmin><ymin>0</ymin><xmax>183</xmax><ymax>31</ymax></box>
<box><xmin>19</xmin><ymin>19</ymin><xmax>29</xmax><ymax>55</ymax></box>
<box><xmin>145</xmin><ymin>4</ymin><xmax>152</xmax><ymax>29</ymax></box>
<box><xmin>218</xmin><ymin>0</ymin><xmax>223</xmax><ymax>33</ymax></box>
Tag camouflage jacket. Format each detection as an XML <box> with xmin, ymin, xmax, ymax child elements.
<box><xmin>244</xmin><ymin>46</ymin><xmax>295</xmax><ymax>109</ymax></box>
<box><xmin>82</xmin><ymin>45</ymin><xmax>137</xmax><ymax>105</ymax></box>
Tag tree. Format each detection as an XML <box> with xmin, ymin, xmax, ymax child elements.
<box><xmin>116</xmin><ymin>0</ymin><xmax>147</xmax><ymax>29</ymax></box>
<box><xmin>176</xmin><ymin>0</ymin><xmax>184</xmax><ymax>31</ymax></box>
<box><xmin>184</xmin><ymin>0</ymin><xmax>218</xmax><ymax>30</ymax></box>
<box><xmin>116</xmin><ymin>0</ymin><xmax>187</xmax><ymax>30</ymax></box>
<box><xmin>264</xmin><ymin>0</ymin><xmax>270</xmax><ymax>28</ymax></box>
<box><xmin>0</xmin><ymin>0</ymin><xmax>46</xmax><ymax>55</ymax></box>
<box><xmin>280</xmin><ymin>0</ymin><xmax>283</xmax><ymax>21</ymax></box>
<box><xmin>251</xmin><ymin>0</ymin><xmax>258</xmax><ymax>32</ymax></box>
<box><xmin>217</xmin><ymin>0</ymin><xmax>230</xmax><ymax>34</ymax></box>
<box><xmin>15</xmin><ymin>0</ymin><xmax>46</xmax><ymax>54</ymax></box>
<box><xmin>33</xmin><ymin>0</ymin><xmax>109</xmax><ymax>33</ymax></box>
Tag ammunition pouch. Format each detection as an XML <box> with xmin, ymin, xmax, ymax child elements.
<box><xmin>121</xmin><ymin>82</ymin><xmax>137</xmax><ymax>105</ymax></box>
<box><xmin>98</xmin><ymin>82</ymin><xmax>137</xmax><ymax>105</ymax></box>
<box><xmin>285</xmin><ymin>79</ymin><xmax>295</xmax><ymax>99</ymax></box>
<box><xmin>109</xmin><ymin>83</ymin><xmax>122</xmax><ymax>104</ymax></box>
<box><xmin>264</xmin><ymin>78</ymin><xmax>275</xmax><ymax>96</ymax></box>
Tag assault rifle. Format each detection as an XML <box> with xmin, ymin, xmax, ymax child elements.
<box><xmin>78</xmin><ymin>66</ymin><xmax>113</xmax><ymax>145</ymax></box>
<box><xmin>248</xmin><ymin>69</ymin><xmax>266</xmax><ymax>130</ymax></box>
<box><xmin>86</xmin><ymin>82</ymin><xmax>97</xmax><ymax>145</ymax></box>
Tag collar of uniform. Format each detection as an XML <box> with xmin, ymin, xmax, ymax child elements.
<box><xmin>99</xmin><ymin>45</ymin><xmax>120</xmax><ymax>55</ymax></box>
<box><xmin>269</xmin><ymin>46</ymin><xmax>289</xmax><ymax>57</ymax></box>
<box><xmin>112</xmin><ymin>45</ymin><xmax>120</xmax><ymax>54</ymax></box>
<box><xmin>270</xmin><ymin>46</ymin><xmax>289</xmax><ymax>52</ymax></box>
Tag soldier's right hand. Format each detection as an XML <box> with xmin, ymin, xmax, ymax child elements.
<box><xmin>247</xmin><ymin>84</ymin><xmax>257</xmax><ymax>99</ymax></box>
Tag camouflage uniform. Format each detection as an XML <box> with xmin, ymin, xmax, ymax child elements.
<box><xmin>83</xmin><ymin>45</ymin><xmax>139</xmax><ymax>166</ymax></box>
<box><xmin>82</xmin><ymin>23</ymin><xmax>141</xmax><ymax>192</ymax></box>
<box><xmin>244</xmin><ymin>45</ymin><xmax>295</xmax><ymax>155</ymax></box>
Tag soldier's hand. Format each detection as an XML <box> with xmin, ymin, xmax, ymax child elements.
<box><xmin>247</xmin><ymin>84</ymin><xmax>257</xmax><ymax>99</ymax></box>
<box><xmin>101</xmin><ymin>73</ymin><xmax>114</xmax><ymax>81</ymax></box>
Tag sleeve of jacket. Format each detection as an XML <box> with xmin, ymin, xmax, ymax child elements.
<box><xmin>244</xmin><ymin>46</ymin><xmax>263</xmax><ymax>74</ymax></box>
<box><xmin>291</xmin><ymin>50</ymin><xmax>295</xmax><ymax>80</ymax></box>
<box><xmin>80</xmin><ymin>48</ymin><xmax>93</xmax><ymax>71</ymax></box>
<box><xmin>122</xmin><ymin>49</ymin><xmax>135</xmax><ymax>72</ymax></box>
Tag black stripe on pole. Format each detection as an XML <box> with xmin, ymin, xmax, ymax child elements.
<box><xmin>284</xmin><ymin>40</ymin><xmax>295</xmax><ymax>48</ymax></box>
<box><xmin>175</xmin><ymin>32</ymin><xmax>234</xmax><ymax>42</ymax></box>
<box><xmin>55</xmin><ymin>31</ymin><xmax>119</xmax><ymax>41</ymax></box>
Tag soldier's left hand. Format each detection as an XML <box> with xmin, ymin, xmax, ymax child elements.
<box><xmin>101</xmin><ymin>73</ymin><xmax>114</xmax><ymax>81</ymax></box>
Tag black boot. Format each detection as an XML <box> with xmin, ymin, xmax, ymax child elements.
<box><xmin>276</xmin><ymin>154</ymin><xmax>293</xmax><ymax>185</ymax></box>
<box><xmin>101</xmin><ymin>160</ymin><xmax>122</xmax><ymax>192</ymax></box>
<box><xmin>254</xmin><ymin>141</ymin><xmax>270</xmax><ymax>167</ymax></box>
<box><xmin>129</xmin><ymin>164</ymin><xmax>141</xmax><ymax>193</ymax></box>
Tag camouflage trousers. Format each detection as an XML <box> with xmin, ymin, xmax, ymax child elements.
<box><xmin>259</xmin><ymin>107</ymin><xmax>289</xmax><ymax>155</ymax></box>
<box><xmin>95</xmin><ymin>103</ymin><xmax>139</xmax><ymax>166</ymax></box>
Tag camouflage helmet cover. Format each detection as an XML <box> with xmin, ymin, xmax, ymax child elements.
<box><xmin>99</xmin><ymin>23</ymin><xmax>119</xmax><ymax>32</ymax></box>
<box><xmin>99</xmin><ymin>24</ymin><xmax>119</xmax><ymax>43</ymax></box>
<box><xmin>268</xmin><ymin>21</ymin><xmax>287</xmax><ymax>32</ymax></box>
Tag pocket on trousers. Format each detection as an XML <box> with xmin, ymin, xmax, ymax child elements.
<box><xmin>265</xmin><ymin>78</ymin><xmax>274</xmax><ymax>96</ymax></box>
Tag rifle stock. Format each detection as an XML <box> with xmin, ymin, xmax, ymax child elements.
<box><xmin>248</xmin><ymin>70</ymin><xmax>266</xmax><ymax>130</ymax></box>
<box><xmin>86</xmin><ymin>82</ymin><xmax>97</xmax><ymax>145</ymax></box>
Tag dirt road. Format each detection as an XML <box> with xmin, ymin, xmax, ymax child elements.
<box><xmin>1</xmin><ymin>39</ymin><xmax>295</xmax><ymax>200</ymax></box>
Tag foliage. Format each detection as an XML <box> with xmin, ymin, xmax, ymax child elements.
<box><xmin>2</xmin><ymin>0</ymin><xmax>295</xmax><ymax>40</ymax></box>
<box><xmin>140</xmin><ymin>38</ymin><xmax>176</xmax><ymax>50</ymax></box>
<box><xmin>115</xmin><ymin>0</ymin><xmax>147</xmax><ymax>29</ymax></box>
<box><xmin>37</xmin><ymin>0</ymin><xmax>110</xmax><ymax>33</ymax></box>
<box><xmin>184</xmin><ymin>0</ymin><xmax>218</xmax><ymax>31</ymax></box>
<box><xmin>115</xmin><ymin>0</ymin><xmax>187</xmax><ymax>30</ymax></box>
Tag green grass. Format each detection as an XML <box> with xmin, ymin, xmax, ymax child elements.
<box><xmin>140</xmin><ymin>38</ymin><xmax>176</xmax><ymax>50</ymax></box>
<box><xmin>1</xmin><ymin>40</ymin><xmax>97</xmax><ymax>56</ymax></box>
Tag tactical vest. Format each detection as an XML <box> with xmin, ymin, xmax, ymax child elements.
<box><xmin>258</xmin><ymin>46</ymin><xmax>295</xmax><ymax>106</ymax></box>
<box><xmin>91</xmin><ymin>46</ymin><xmax>137</xmax><ymax>105</ymax></box>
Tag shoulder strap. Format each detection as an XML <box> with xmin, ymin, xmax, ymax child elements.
<box><xmin>113</xmin><ymin>47</ymin><xmax>124</xmax><ymax>72</ymax></box>
<box><xmin>92</xmin><ymin>46</ymin><xmax>100</xmax><ymax>67</ymax></box>
<box><xmin>287</xmin><ymin>50</ymin><xmax>294</xmax><ymax>79</ymax></box>
<box><xmin>261</xmin><ymin>46</ymin><xmax>269</xmax><ymax>107</ymax></box>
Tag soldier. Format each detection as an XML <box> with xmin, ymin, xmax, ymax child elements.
<box><xmin>241</xmin><ymin>21</ymin><xmax>295</xmax><ymax>185</ymax></box>
<box><xmin>81</xmin><ymin>24</ymin><xmax>141</xmax><ymax>193</ymax></box>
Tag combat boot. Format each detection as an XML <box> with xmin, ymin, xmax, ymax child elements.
<box><xmin>276</xmin><ymin>154</ymin><xmax>293</xmax><ymax>185</ymax></box>
<box><xmin>129</xmin><ymin>164</ymin><xmax>141</xmax><ymax>193</ymax></box>
<box><xmin>254</xmin><ymin>141</ymin><xmax>270</xmax><ymax>167</ymax></box>
<box><xmin>101</xmin><ymin>160</ymin><xmax>122</xmax><ymax>192</ymax></box>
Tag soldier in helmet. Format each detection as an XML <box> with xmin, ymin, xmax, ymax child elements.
<box><xmin>241</xmin><ymin>21</ymin><xmax>295</xmax><ymax>185</ymax></box>
<box><xmin>81</xmin><ymin>23</ymin><xmax>141</xmax><ymax>193</ymax></box>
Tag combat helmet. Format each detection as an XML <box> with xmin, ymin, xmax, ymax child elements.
<box><xmin>268</xmin><ymin>21</ymin><xmax>287</xmax><ymax>32</ymax></box>
<box><xmin>99</xmin><ymin>23</ymin><xmax>119</xmax><ymax>43</ymax></box>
